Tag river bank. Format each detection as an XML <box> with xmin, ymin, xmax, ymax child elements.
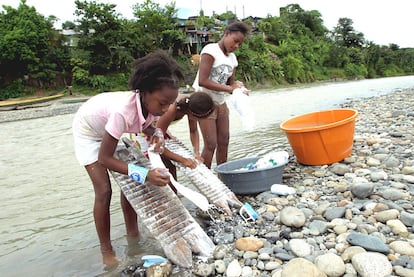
<box><xmin>0</xmin><ymin>95</ymin><xmax>88</xmax><ymax>123</ymax></box>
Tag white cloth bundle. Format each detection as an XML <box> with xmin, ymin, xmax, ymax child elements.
<box><xmin>228</xmin><ymin>87</ymin><xmax>255</xmax><ymax>131</ymax></box>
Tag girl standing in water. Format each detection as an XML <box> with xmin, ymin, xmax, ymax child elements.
<box><xmin>192</xmin><ymin>21</ymin><xmax>250</xmax><ymax>168</ymax></box>
<box><xmin>156</xmin><ymin>91</ymin><xmax>215</xmax><ymax>179</ymax></box>
<box><xmin>72</xmin><ymin>51</ymin><xmax>182</xmax><ymax>267</ymax></box>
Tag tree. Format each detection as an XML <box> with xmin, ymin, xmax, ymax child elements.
<box><xmin>0</xmin><ymin>0</ymin><xmax>70</xmax><ymax>98</ymax></box>
<box><xmin>131</xmin><ymin>0</ymin><xmax>184</xmax><ymax>55</ymax></box>
<box><xmin>333</xmin><ymin>18</ymin><xmax>365</xmax><ymax>48</ymax></box>
<box><xmin>74</xmin><ymin>0</ymin><xmax>127</xmax><ymax>75</ymax></box>
<box><xmin>62</xmin><ymin>20</ymin><xmax>77</xmax><ymax>30</ymax></box>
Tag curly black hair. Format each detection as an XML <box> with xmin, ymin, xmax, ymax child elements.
<box><xmin>128</xmin><ymin>50</ymin><xmax>184</xmax><ymax>93</ymax></box>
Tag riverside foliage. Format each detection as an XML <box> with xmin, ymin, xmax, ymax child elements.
<box><xmin>1</xmin><ymin>0</ymin><xmax>413</xmax><ymax>100</ymax></box>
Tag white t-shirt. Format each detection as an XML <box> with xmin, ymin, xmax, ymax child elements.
<box><xmin>192</xmin><ymin>43</ymin><xmax>238</xmax><ymax>105</ymax></box>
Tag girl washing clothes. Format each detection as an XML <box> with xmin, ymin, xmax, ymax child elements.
<box><xmin>72</xmin><ymin>51</ymin><xmax>183</xmax><ymax>267</ymax></box>
<box><xmin>156</xmin><ymin>91</ymin><xmax>215</xmax><ymax>180</ymax></box>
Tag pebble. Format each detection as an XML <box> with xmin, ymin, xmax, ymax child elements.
<box><xmin>314</xmin><ymin>253</ymin><xmax>346</xmax><ymax>277</ymax></box>
<box><xmin>352</xmin><ymin>252</ymin><xmax>393</xmax><ymax>277</ymax></box>
<box><xmin>226</xmin><ymin>259</ymin><xmax>242</xmax><ymax>277</ymax></box>
<box><xmin>347</xmin><ymin>232</ymin><xmax>390</xmax><ymax>254</ymax></box>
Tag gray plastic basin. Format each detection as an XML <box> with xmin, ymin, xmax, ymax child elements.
<box><xmin>214</xmin><ymin>157</ymin><xmax>285</xmax><ymax>195</ymax></box>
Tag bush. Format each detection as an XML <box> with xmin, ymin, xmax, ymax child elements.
<box><xmin>89</xmin><ymin>75</ymin><xmax>110</xmax><ymax>91</ymax></box>
<box><xmin>0</xmin><ymin>79</ymin><xmax>25</xmax><ymax>100</ymax></box>
<box><xmin>344</xmin><ymin>63</ymin><xmax>367</xmax><ymax>79</ymax></box>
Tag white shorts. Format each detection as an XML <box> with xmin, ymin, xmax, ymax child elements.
<box><xmin>73</xmin><ymin>133</ymin><xmax>149</xmax><ymax>166</ymax></box>
<box><xmin>73</xmin><ymin>135</ymin><xmax>102</xmax><ymax>166</ymax></box>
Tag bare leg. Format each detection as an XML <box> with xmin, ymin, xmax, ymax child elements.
<box><xmin>199</xmin><ymin>118</ymin><xmax>218</xmax><ymax>168</ymax></box>
<box><xmin>85</xmin><ymin>162</ymin><xmax>120</xmax><ymax>268</ymax></box>
<box><xmin>215</xmin><ymin>104</ymin><xmax>230</xmax><ymax>165</ymax></box>
<box><xmin>120</xmin><ymin>192</ymin><xmax>139</xmax><ymax>237</ymax></box>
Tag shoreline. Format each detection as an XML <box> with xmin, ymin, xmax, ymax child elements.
<box><xmin>0</xmin><ymin>96</ymin><xmax>89</xmax><ymax>123</ymax></box>
<box><xmin>0</xmin><ymin>88</ymin><xmax>413</xmax><ymax>124</ymax></box>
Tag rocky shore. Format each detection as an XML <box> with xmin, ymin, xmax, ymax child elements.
<box><xmin>122</xmin><ymin>89</ymin><xmax>414</xmax><ymax>277</ymax></box>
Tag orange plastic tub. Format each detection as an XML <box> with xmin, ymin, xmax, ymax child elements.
<box><xmin>280</xmin><ymin>109</ymin><xmax>358</xmax><ymax>165</ymax></box>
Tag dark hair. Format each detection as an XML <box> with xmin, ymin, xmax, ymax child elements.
<box><xmin>224</xmin><ymin>21</ymin><xmax>250</xmax><ymax>36</ymax></box>
<box><xmin>128</xmin><ymin>50</ymin><xmax>184</xmax><ymax>93</ymax></box>
<box><xmin>177</xmin><ymin>92</ymin><xmax>215</xmax><ymax>118</ymax></box>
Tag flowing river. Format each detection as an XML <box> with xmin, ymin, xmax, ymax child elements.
<box><xmin>1</xmin><ymin>76</ymin><xmax>413</xmax><ymax>276</ymax></box>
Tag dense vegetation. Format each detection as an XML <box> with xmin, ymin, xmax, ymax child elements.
<box><xmin>1</xmin><ymin>0</ymin><xmax>413</xmax><ymax>100</ymax></box>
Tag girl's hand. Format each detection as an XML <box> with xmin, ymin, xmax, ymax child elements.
<box><xmin>194</xmin><ymin>154</ymin><xmax>204</xmax><ymax>163</ymax></box>
<box><xmin>146</xmin><ymin>168</ymin><xmax>170</xmax><ymax>186</ymax></box>
<box><xmin>150</xmin><ymin>128</ymin><xmax>165</xmax><ymax>154</ymax></box>
<box><xmin>181</xmin><ymin>158</ymin><xmax>198</xmax><ymax>169</ymax></box>
<box><xmin>234</xmin><ymin>80</ymin><xmax>244</xmax><ymax>87</ymax></box>
<box><xmin>242</xmin><ymin>88</ymin><xmax>251</xmax><ymax>96</ymax></box>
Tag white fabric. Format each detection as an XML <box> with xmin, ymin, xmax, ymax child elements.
<box><xmin>73</xmin><ymin>136</ymin><xmax>101</xmax><ymax>166</ymax></box>
<box><xmin>192</xmin><ymin>43</ymin><xmax>238</xmax><ymax>105</ymax></box>
<box><xmin>73</xmin><ymin>134</ymin><xmax>130</xmax><ymax>166</ymax></box>
<box><xmin>147</xmin><ymin>146</ymin><xmax>210</xmax><ymax>211</ymax></box>
<box><xmin>227</xmin><ymin>87</ymin><xmax>255</xmax><ymax>131</ymax></box>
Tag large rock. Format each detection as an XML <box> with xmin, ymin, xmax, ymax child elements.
<box><xmin>234</xmin><ymin>237</ymin><xmax>263</xmax><ymax>252</ymax></box>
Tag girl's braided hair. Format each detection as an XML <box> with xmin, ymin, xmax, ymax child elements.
<box><xmin>177</xmin><ymin>92</ymin><xmax>215</xmax><ymax>118</ymax></box>
<box><xmin>128</xmin><ymin>50</ymin><xmax>184</xmax><ymax>93</ymax></box>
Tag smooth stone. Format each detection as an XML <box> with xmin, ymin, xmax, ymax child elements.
<box><xmin>389</xmin><ymin>241</ymin><xmax>414</xmax><ymax>256</ymax></box>
<box><xmin>280</xmin><ymin>206</ymin><xmax>306</xmax><ymax>228</ymax></box>
<box><xmin>281</xmin><ymin>258</ymin><xmax>327</xmax><ymax>277</ymax></box>
<box><xmin>401</xmin><ymin>211</ymin><xmax>414</xmax><ymax>227</ymax></box>
<box><xmin>226</xmin><ymin>259</ymin><xmax>242</xmax><ymax>277</ymax></box>
<box><xmin>346</xmin><ymin>232</ymin><xmax>390</xmax><ymax>254</ymax></box>
<box><xmin>402</xmin><ymin>166</ymin><xmax>414</xmax><ymax>175</ymax></box>
<box><xmin>289</xmin><ymin>239</ymin><xmax>312</xmax><ymax>257</ymax></box>
<box><xmin>351</xmin><ymin>183</ymin><xmax>374</xmax><ymax>199</ymax></box>
<box><xmin>381</xmin><ymin>188</ymin><xmax>408</xmax><ymax>200</ymax></box>
<box><xmin>373</xmin><ymin>209</ymin><xmax>400</xmax><ymax>222</ymax></box>
<box><xmin>394</xmin><ymin>265</ymin><xmax>414</xmax><ymax>277</ymax></box>
<box><xmin>324</xmin><ymin>206</ymin><xmax>346</xmax><ymax>221</ymax></box>
<box><xmin>275</xmin><ymin>252</ymin><xmax>294</xmax><ymax>261</ymax></box>
<box><xmin>264</xmin><ymin>261</ymin><xmax>281</xmax><ymax>271</ymax></box>
<box><xmin>341</xmin><ymin>246</ymin><xmax>366</xmax><ymax>262</ymax></box>
<box><xmin>213</xmin><ymin>244</ymin><xmax>229</xmax><ymax>259</ymax></box>
<box><xmin>370</xmin><ymin>171</ymin><xmax>388</xmax><ymax>181</ymax></box>
<box><xmin>330</xmin><ymin>164</ymin><xmax>351</xmax><ymax>175</ymax></box>
<box><xmin>383</xmin><ymin>156</ymin><xmax>400</xmax><ymax>168</ymax></box>
<box><xmin>193</xmin><ymin>262</ymin><xmax>214</xmax><ymax>276</ymax></box>
<box><xmin>386</xmin><ymin>219</ymin><xmax>409</xmax><ymax>234</ymax></box>
<box><xmin>315</xmin><ymin>253</ymin><xmax>346</xmax><ymax>277</ymax></box>
<box><xmin>352</xmin><ymin>252</ymin><xmax>392</xmax><ymax>277</ymax></box>
<box><xmin>241</xmin><ymin>266</ymin><xmax>253</xmax><ymax>277</ymax></box>
<box><xmin>214</xmin><ymin>260</ymin><xmax>226</xmax><ymax>274</ymax></box>
<box><xmin>308</xmin><ymin>220</ymin><xmax>328</xmax><ymax>235</ymax></box>
<box><xmin>235</xmin><ymin>237</ymin><xmax>264</xmax><ymax>252</ymax></box>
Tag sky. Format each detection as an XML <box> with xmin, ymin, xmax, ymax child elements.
<box><xmin>1</xmin><ymin>0</ymin><xmax>413</xmax><ymax>48</ymax></box>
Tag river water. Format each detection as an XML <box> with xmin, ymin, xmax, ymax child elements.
<box><xmin>1</xmin><ymin>76</ymin><xmax>413</xmax><ymax>276</ymax></box>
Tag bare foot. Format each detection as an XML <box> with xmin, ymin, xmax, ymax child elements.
<box><xmin>102</xmin><ymin>249</ymin><xmax>120</xmax><ymax>269</ymax></box>
<box><xmin>126</xmin><ymin>235</ymin><xmax>141</xmax><ymax>257</ymax></box>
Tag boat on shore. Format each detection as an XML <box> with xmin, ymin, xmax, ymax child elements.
<box><xmin>0</xmin><ymin>93</ymin><xmax>65</xmax><ymax>111</ymax></box>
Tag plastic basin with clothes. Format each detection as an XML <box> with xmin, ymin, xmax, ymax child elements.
<box><xmin>280</xmin><ymin>108</ymin><xmax>358</xmax><ymax>165</ymax></box>
<box><xmin>214</xmin><ymin>157</ymin><xmax>286</xmax><ymax>195</ymax></box>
